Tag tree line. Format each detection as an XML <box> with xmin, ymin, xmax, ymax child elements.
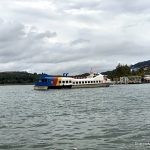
<box><xmin>0</xmin><ymin>72</ymin><xmax>39</xmax><ymax>84</ymax></box>
<box><xmin>102</xmin><ymin>63</ymin><xmax>149</xmax><ymax>81</ymax></box>
<box><xmin>0</xmin><ymin>64</ymin><xmax>150</xmax><ymax>84</ymax></box>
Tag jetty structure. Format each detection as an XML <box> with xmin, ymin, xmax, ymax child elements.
<box><xmin>34</xmin><ymin>72</ymin><xmax>112</xmax><ymax>90</ymax></box>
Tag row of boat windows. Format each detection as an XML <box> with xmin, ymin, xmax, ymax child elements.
<box><xmin>59</xmin><ymin>80</ymin><xmax>101</xmax><ymax>84</ymax></box>
<box><xmin>59</xmin><ymin>81</ymin><xmax>72</xmax><ymax>84</ymax></box>
<box><xmin>73</xmin><ymin>81</ymin><xmax>101</xmax><ymax>84</ymax></box>
<box><xmin>40</xmin><ymin>79</ymin><xmax>72</xmax><ymax>84</ymax></box>
<box><xmin>40</xmin><ymin>79</ymin><xmax>101</xmax><ymax>84</ymax></box>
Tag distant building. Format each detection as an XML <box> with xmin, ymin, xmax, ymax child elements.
<box><xmin>143</xmin><ymin>75</ymin><xmax>150</xmax><ymax>83</ymax></box>
<box><xmin>120</xmin><ymin>76</ymin><xmax>142</xmax><ymax>84</ymax></box>
<box><xmin>120</xmin><ymin>77</ymin><xmax>128</xmax><ymax>84</ymax></box>
<box><xmin>128</xmin><ymin>76</ymin><xmax>142</xmax><ymax>84</ymax></box>
<box><xmin>113</xmin><ymin>78</ymin><xmax>120</xmax><ymax>84</ymax></box>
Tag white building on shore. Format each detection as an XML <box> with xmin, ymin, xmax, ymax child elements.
<box><xmin>144</xmin><ymin>75</ymin><xmax>150</xmax><ymax>83</ymax></box>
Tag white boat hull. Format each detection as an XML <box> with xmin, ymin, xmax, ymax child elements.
<box><xmin>72</xmin><ymin>83</ymin><xmax>110</xmax><ymax>88</ymax></box>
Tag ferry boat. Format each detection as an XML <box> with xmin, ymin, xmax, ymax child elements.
<box><xmin>34</xmin><ymin>73</ymin><xmax>112</xmax><ymax>90</ymax></box>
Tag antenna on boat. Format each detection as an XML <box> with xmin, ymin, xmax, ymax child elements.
<box><xmin>90</xmin><ymin>68</ymin><xmax>94</xmax><ymax>74</ymax></box>
<box><xmin>63</xmin><ymin>73</ymin><xmax>69</xmax><ymax>77</ymax></box>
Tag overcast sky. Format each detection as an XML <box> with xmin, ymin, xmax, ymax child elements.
<box><xmin>0</xmin><ymin>0</ymin><xmax>150</xmax><ymax>74</ymax></box>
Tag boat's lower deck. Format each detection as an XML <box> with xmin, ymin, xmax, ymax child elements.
<box><xmin>72</xmin><ymin>83</ymin><xmax>110</xmax><ymax>88</ymax></box>
<box><xmin>34</xmin><ymin>83</ymin><xmax>110</xmax><ymax>90</ymax></box>
<box><xmin>34</xmin><ymin>85</ymin><xmax>72</xmax><ymax>90</ymax></box>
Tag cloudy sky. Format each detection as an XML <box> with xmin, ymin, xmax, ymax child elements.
<box><xmin>0</xmin><ymin>0</ymin><xmax>150</xmax><ymax>74</ymax></box>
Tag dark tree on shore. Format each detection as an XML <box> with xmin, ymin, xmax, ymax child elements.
<box><xmin>102</xmin><ymin>63</ymin><xmax>148</xmax><ymax>80</ymax></box>
<box><xmin>0</xmin><ymin>72</ymin><xmax>39</xmax><ymax>84</ymax></box>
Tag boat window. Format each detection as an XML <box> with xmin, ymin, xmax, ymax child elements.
<box><xmin>91</xmin><ymin>81</ymin><xmax>93</xmax><ymax>83</ymax></box>
<box><xmin>69</xmin><ymin>81</ymin><xmax>72</xmax><ymax>83</ymax></box>
<box><xmin>93</xmin><ymin>81</ymin><xmax>95</xmax><ymax>83</ymax></box>
<box><xmin>79</xmin><ymin>81</ymin><xmax>81</xmax><ymax>84</ymax></box>
<box><xmin>96</xmin><ymin>81</ymin><xmax>98</xmax><ymax>83</ymax></box>
<box><xmin>42</xmin><ymin>79</ymin><xmax>47</xmax><ymax>82</ymax></box>
<box><xmin>99</xmin><ymin>81</ymin><xmax>101</xmax><ymax>83</ymax></box>
<box><xmin>62</xmin><ymin>81</ymin><xmax>65</xmax><ymax>84</ymax></box>
<box><xmin>85</xmin><ymin>81</ymin><xmax>87</xmax><ymax>84</ymax></box>
<box><xmin>76</xmin><ymin>82</ymin><xmax>78</xmax><ymax>84</ymax></box>
<box><xmin>88</xmin><ymin>81</ymin><xmax>90</xmax><ymax>83</ymax></box>
<box><xmin>82</xmin><ymin>81</ymin><xmax>84</xmax><ymax>84</ymax></box>
<box><xmin>59</xmin><ymin>81</ymin><xmax>61</xmax><ymax>84</ymax></box>
<box><xmin>73</xmin><ymin>82</ymin><xmax>75</xmax><ymax>84</ymax></box>
<box><xmin>66</xmin><ymin>81</ymin><xmax>68</xmax><ymax>83</ymax></box>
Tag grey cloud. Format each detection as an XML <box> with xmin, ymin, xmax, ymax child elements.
<box><xmin>35</xmin><ymin>31</ymin><xmax>57</xmax><ymax>39</ymax></box>
<box><xmin>71</xmin><ymin>39</ymin><xmax>90</xmax><ymax>45</ymax></box>
<box><xmin>0</xmin><ymin>20</ymin><xmax>57</xmax><ymax>63</ymax></box>
<box><xmin>98</xmin><ymin>0</ymin><xmax>150</xmax><ymax>14</ymax></box>
<box><xmin>0</xmin><ymin>0</ymin><xmax>150</xmax><ymax>74</ymax></box>
<box><xmin>0</xmin><ymin>23</ymin><xmax>24</xmax><ymax>41</ymax></box>
<box><xmin>59</xmin><ymin>1</ymin><xmax>101</xmax><ymax>10</ymax></box>
<box><xmin>52</xmin><ymin>0</ymin><xmax>150</xmax><ymax>14</ymax></box>
<box><xmin>27</xmin><ymin>30</ymin><xmax>57</xmax><ymax>40</ymax></box>
<box><xmin>13</xmin><ymin>7</ymin><xmax>52</xmax><ymax>20</ymax></box>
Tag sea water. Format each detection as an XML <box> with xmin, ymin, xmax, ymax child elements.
<box><xmin>0</xmin><ymin>84</ymin><xmax>150</xmax><ymax>150</ymax></box>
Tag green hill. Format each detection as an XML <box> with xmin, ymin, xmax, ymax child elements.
<box><xmin>102</xmin><ymin>60</ymin><xmax>150</xmax><ymax>80</ymax></box>
<box><xmin>0</xmin><ymin>72</ymin><xmax>39</xmax><ymax>85</ymax></box>
<box><xmin>131</xmin><ymin>60</ymin><xmax>150</xmax><ymax>69</ymax></box>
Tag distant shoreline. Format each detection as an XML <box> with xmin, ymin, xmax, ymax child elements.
<box><xmin>0</xmin><ymin>83</ymin><xmax>34</xmax><ymax>86</ymax></box>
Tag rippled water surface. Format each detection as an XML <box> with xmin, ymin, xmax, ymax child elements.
<box><xmin>0</xmin><ymin>84</ymin><xmax>150</xmax><ymax>150</ymax></box>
